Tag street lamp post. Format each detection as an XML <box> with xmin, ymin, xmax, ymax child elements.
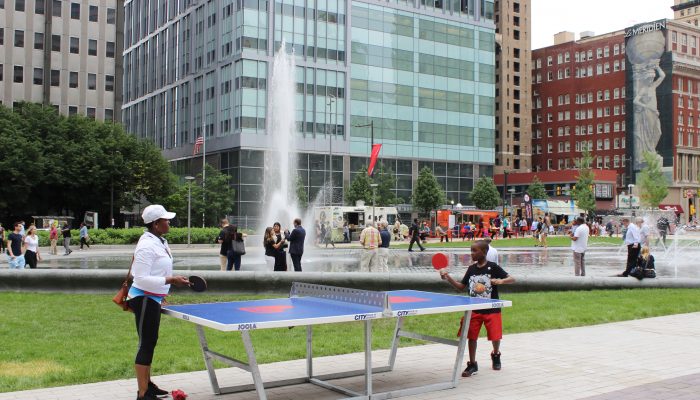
<box><xmin>628</xmin><ymin>183</ymin><xmax>635</xmax><ymax>214</ymax></box>
<box><xmin>110</xmin><ymin>150</ymin><xmax>121</xmax><ymax>228</ymax></box>
<box><xmin>185</xmin><ymin>176</ymin><xmax>195</xmax><ymax>247</ymax></box>
<box><xmin>327</xmin><ymin>94</ymin><xmax>336</xmax><ymax>207</ymax></box>
<box><xmin>370</xmin><ymin>183</ymin><xmax>379</xmax><ymax>224</ymax></box>
<box><xmin>503</xmin><ymin>170</ymin><xmax>509</xmax><ymax>216</ymax></box>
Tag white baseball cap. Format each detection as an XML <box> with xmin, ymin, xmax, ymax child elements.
<box><xmin>142</xmin><ymin>205</ymin><xmax>176</xmax><ymax>224</ymax></box>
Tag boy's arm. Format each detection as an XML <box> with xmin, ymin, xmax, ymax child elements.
<box><xmin>491</xmin><ymin>276</ymin><xmax>515</xmax><ymax>285</ymax></box>
<box><xmin>440</xmin><ymin>270</ymin><xmax>467</xmax><ymax>291</ymax></box>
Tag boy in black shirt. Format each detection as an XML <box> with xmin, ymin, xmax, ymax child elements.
<box><xmin>439</xmin><ymin>241</ymin><xmax>515</xmax><ymax>377</ymax></box>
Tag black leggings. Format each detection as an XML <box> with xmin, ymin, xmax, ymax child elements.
<box><xmin>128</xmin><ymin>296</ymin><xmax>161</xmax><ymax>366</ymax></box>
<box><xmin>25</xmin><ymin>250</ymin><xmax>37</xmax><ymax>268</ymax></box>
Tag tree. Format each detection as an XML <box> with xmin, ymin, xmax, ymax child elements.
<box><xmin>345</xmin><ymin>168</ymin><xmax>373</xmax><ymax>206</ymax></box>
<box><xmin>470</xmin><ymin>176</ymin><xmax>501</xmax><ymax>210</ymax></box>
<box><xmin>295</xmin><ymin>174</ymin><xmax>309</xmax><ymax>211</ymax></box>
<box><xmin>527</xmin><ymin>176</ymin><xmax>548</xmax><ymax>200</ymax></box>
<box><xmin>573</xmin><ymin>149</ymin><xmax>596</xmax><ymax>215</ymax></box>
<box><xmin>374</xmin><ymin>169</ymin><xmax>403</xmax><ymax>206</ymax></box>
<box><xmin>165</xmin><ymin>165</ymin><xmax>235</xmax><ymax>227</ymax></box>
<box><xmin>638</xmin><ymin>151</ymin><xmax>669</xmax><ymax>207</ymax></box>
<box><xmin>412</xmin><ymin>167</ymin><xmax>446</xmax><ymax>215</ymax></box>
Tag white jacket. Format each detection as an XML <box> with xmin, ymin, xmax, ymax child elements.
<box><xmin>131</xmin><ymin>231</ymin><xmax>173</xmax><ymax>295</ymax></box>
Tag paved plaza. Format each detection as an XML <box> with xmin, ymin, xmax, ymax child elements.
<box><xmin>1</xmin><ymin>312</ymin><xmax>699</xmax><ymax>400</ymax></box>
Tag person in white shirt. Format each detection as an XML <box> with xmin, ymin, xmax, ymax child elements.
<box><xmin>23</xmin><ymin>226</ymin><xmax>42</xmax><ymax>269</ymax></box>
<box><xmin>620</xmin><ymin>217</ymin><xmax>641</xmax><ymax>277</ymax></box>
<box><xmin>569</xmin><ymin>217</ymin><xmax>589</xmax><ymax>276</ymax></box>
<box><xmin>127</xmin><ymin>205</ymin><xmax>190</xmax><ymax>400</ymax></box>
<box><xmin>484</xmin><ymin>238</ymin><xmax>499</xmax><ymax>265</ymax></box>
<box><xmin>636</xmin><ymin>217</ymin><xmax>650</xmax><ymax>247</ymax></box>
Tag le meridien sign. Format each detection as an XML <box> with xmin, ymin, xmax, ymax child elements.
<box><xmin>625</xmin><ymin>20</ymin><xmax>666</xmax><ymax>38</ymax></box>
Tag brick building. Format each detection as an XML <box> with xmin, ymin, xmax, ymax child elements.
<box><xmin>531</xmin><ymin>30</ymin><xmax>628</xmax><ymax>188</ymax></box>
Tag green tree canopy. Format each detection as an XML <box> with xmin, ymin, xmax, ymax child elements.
<box><xmin>0</xmin><ymin>102</ymin><xmax>176</xmax><ymax>226</ymax></box>
<box><xmin>573</xmin><ymin>149</ymin><xmax>596</xmax><ymax>215</ymax></box>
<box><xmin>295</xmin><ymin>174</ymin><xmax>309</xmax><ymax>211</ymax></box>
<box><xmin>412</xmin><ymin>167</ymin><xmax>446</xmax><ymax>215</ymax></box>
<box><xmin>639</xmin><ymin>151</ymin><xmax>669</xmax><ymax>208</ymax></box>
<box><xmin>345</xmin><ymin>168</ymin><xmax>373</xmax><ymax>206</ymax></box>
<box><xmin>527</xmin><ymin>176</ymin><xmax>548</xmax><ymax>200</ymax></box>
<box><xmin>163</xmin><ymin>164</ymin><xmax>235</xmax><ymax>227</ymax></box>
<box><xmin>374</xmin><ymin>169</ymin><xmax>403</xmax><ymax>206</ymax></box>
<box><xmin>470</xmin><ymin>176</ymin><xmax>501</xmax><ymax>210</ymax></box>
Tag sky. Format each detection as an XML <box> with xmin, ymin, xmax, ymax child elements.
<box><xmin>531</xmin><ymin>0</ymin><xmax>675</xmax><ymax>49</ymax></box>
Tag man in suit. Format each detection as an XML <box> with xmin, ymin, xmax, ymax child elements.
<box><xmin>408</xmin><ymin>218</ymin><xmax>425</xmax><ymax>252</ymax></box>
<box><xmin>286</xmin><ymin>218</ymin><xmax>306</xmax><ymax>272</ymax></box>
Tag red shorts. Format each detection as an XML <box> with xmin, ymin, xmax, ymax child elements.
<box><xmin>457</xmin><ymin>312</ymin><xmax>503</xmax><ymax>341</ymax></box>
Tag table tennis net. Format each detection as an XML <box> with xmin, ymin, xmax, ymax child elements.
<box><xmin>290</xmin><ymin>282</ymin><xmax>391</xmax><ymax>313</ymax></box>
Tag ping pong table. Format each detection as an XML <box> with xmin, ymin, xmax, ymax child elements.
<box><xmin>163</xmin><ymin>283</ymin><xmax>512</xmax><ymax>399</ymax></box>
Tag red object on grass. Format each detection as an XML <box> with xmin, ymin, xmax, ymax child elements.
<box><xmin>431</xmin><ymin>253</ymin><xmax>449</xmax><ymax>270</ymax></box>
<box><xmin>172</xmin><ymin>389</ymin><xmax>188</xmax><ymax>400</ymax></box>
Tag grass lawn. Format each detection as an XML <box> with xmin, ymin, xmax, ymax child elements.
<box><xmin>2</xmin><ymin>289</ymin><xmax>699</xmax><ymax>392</ymax></box>
<box><xmin>391</xmin><ymin>235</ymin><xmax>623</xmax><ymax>249</ymax></box>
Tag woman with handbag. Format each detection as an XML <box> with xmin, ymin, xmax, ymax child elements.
<box><xmin>127</xmin><ymin>205</ymin><xmax>190</xmax><ymax>400</ymax></box>
<box><xmin>272</xmin><ymin>222</ymin><xmax>288</xmax><ymax>271</ymax></box>
<box><xmin>226</xmin><ymin>225</ymin><xmax>246</xmax><ymax>271</ymax></box>
<box><xmin>263</xmin><ymin>227</ymin><xmax>276</xmax><ymax>269</ymax></box>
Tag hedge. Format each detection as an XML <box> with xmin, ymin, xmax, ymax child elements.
<box><xmin>33</xmin><ymin>227</ymin><xmax>240</xmax><ymax>246</ymax></box>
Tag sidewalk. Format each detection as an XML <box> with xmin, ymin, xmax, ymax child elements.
<box><xmin>2</xmin><ymin>312</ymin><xmax>699</xmax><ymax>400</ymax></box>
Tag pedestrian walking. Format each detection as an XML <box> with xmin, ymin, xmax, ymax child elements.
<box><xmin>569</xmin><ymin>216</ymin><xmax>589</xmax><ymax>276</ymax></box>
<box><xmin>0</xmin><ymin>223</ymin><xmax>5</xmax><ymax>254</ymax></box>
<box><xmin>49</xmin><ymin>222</ymin><xmax>59</xmax><ymax>255</ymax></box>
<box><xmin>225</xmin><ymin>225</ymin><xmax>245</xmax><ymax>271</ymax></box>
<box><xmin>286</xmin><ymin>218</ymin><xmax>306</xmax><ymax>272</ymax></box>
<box><xmin>5</xmin><ymin>222</ymin><xmax>26</xmax><ymax>269</ymax></box>
<box><xmin>23</xmin><ymin>225</ymin><xmax>42</xmax><ymax>269</ymax></box>
<box><xmin>343</xmin><ymin>222</ymin><xmax>350</xmax><ymax>243</ymax></box>
<box><xmin>359</xmin><ymin>222</ymin><xmax>380</xmax><ymax>272</ymax></box>
<box><xmin>408</xmin><ymin>218</ymin><xmax>425</xmax><ymax>252</ymax></box>
<box><xmin>79</xmin><ymin>223</ymin><xmax>91</xmax><ymax>249</ymax></box>
<box><xmin>61</xmin><ymin>223</ymin><xmax>73</xmax><ymax>255</ymax></box>
<box><xmin>216</xmin><ymin>219</ymin><xmax>230</xmax><ymax>271</ymax></box>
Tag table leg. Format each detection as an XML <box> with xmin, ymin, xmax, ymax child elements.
<box><xmin>241</xmin><ymin>330</ymin><xmax>267</xmax><ymax>400</ymax></box>
<box><xmin>364</xmin><ymin>319</ymin><xmax>373</xmax><ymax>397</ymax></box>
<box><xmin>195</xmin><ymin>325</ymin><xmax>221</xmax><ymax>394</ymax></box>
<box><xmin>387</xmin><ymin>316</ymin><xmax>404</xmax><ymax>371</ymax></box>
<box><xmin>306</xmin><ymin>325</ymin><xmax>313</xmax><ymax>379</ymax></box>
<box><xmin>451</xmin><ymin>310</ymin><xmax>471</xmax><ymax>386</ymax></box>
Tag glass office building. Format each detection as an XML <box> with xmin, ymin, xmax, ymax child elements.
<box><xmin>122</xmin><ymin>0</ymin><xmax>496</xmax><ymax>219</ymax></box>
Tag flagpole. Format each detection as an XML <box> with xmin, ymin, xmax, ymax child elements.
<box><xmin>201</xmin><ymin>11</ymin><xmax>207</xmax><ymax>228</ymax></box>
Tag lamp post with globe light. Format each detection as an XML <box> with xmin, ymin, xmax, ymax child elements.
<box><xmin>185</xmin><ymin>176</ymin><xmax>196</xmax><ymax>247</ymax></box>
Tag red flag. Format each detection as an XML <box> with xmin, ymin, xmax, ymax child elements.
<box><xmin>367</xmin><ymin>144</ymin><xmax>382</xmax><ymax>176</ymax></box>
<box><xmin>193</xmin><ymin>136</ymin><xmax>204</xmax><ymax>155</ymax></box>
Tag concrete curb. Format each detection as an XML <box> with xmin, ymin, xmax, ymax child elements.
<box><xmin>1</xmin><ymin>269</ymin><xmax>699</xmax><ymax>294</ymax></box>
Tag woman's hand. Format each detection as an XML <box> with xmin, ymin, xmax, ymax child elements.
<box><xmin>167</xmin><ymin>275</ymin><xmax>190</xmax><ymax>287</ymax></box>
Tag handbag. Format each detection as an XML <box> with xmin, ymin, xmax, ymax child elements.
<box><xmin>232</xmin><ymin>239</ymin><xmax>246</xmax><ymax>256</ymax></box>
<box><xmin>112</xmin><ymin>256</ymin><xmax>134</xmax><ymax>312</ymax></box>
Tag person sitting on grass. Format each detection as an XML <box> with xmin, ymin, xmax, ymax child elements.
<box><xmin>438</xmin><ymin>240</ymin><xmax>515</xmax><ymax>377</ymax></box>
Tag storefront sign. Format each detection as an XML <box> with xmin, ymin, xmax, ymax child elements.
<box><xmin>625</xmin><ymin>20</ymin><xmax>666</xmax><ymax>38</ymax></box>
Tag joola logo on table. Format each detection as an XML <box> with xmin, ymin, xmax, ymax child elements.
<box><xmin>238</xmin><ymin>323</ymin><xmax>257</xmax><ymax>330</ymax></box>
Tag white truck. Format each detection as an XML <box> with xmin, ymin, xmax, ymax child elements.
<box><xmin>313</xmin><ymin>203</ymin><xmax>399</xmax><ymax>242</ymax></box>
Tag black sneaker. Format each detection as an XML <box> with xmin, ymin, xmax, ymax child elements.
<box><xmin>147</xmin><ymin>381</ymin><xmax>168</xmax><ymax>397</ymax></box>
<box><xmin>461</xmin><ymin>361</ymin><xmax>478</xmax><ymax>377</ymax></box>
<box><xmin>491</xmin><ymin>352</ymin><xmax>501</xmax><ymax>370</ymax></box>
<box><xmin>136</xmin><ymin>391</ymin><xmax>160</xmax><ymax>400</ymax></box>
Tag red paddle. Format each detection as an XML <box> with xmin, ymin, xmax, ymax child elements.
<box><xmin>432</xmin><ymin>253</ymin><xmax>449</xmax><ymax>270</ymax></box>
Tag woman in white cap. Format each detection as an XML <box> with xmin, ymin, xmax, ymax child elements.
<box><xmin>128</xmin><ymin>205</ymin><xmax>190</xmax><ymax>400</ymax></box>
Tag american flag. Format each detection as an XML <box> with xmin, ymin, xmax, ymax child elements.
<box><xmin>193</xmin><ymin>136</ymin><xmax>204</xmax><ymax>155</ymax></box>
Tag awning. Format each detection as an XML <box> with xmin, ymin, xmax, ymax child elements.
<box><xmin>533</xmin><ymin>200</ymin><xmax>583</xmax><ymax>216</ymax></box>
<box><xmin>659</xmin><ymin>204</ymin><xmax>684</xmax><ymax>213</ymax></box>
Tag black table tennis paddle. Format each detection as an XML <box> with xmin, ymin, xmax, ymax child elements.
<box><xmin>188</xmin><ymin>275</ymin><xmax>207</xmax><ymax>292</ymax></box>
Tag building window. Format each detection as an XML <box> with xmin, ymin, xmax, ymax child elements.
<box><xmin>0</xmin><ymin>28</ymin><xmax>3</xmax><ymax>45</ymax></box>
<box><xmin>51</xmin><ymin>69</ymin><xmax>60</xmax><ymax>86</ymax></box>
<box><xmin>105</xmin><ymin>75</ymin><xmax>114</xmax><ymax>91</ymax></box>
<box><xmin>88</xmin><ymin>39</ymin><xmax>97</xmax><ymax>56</ymax></box>
<box><xmin>71</xmin><ymin>2</ymin><xmax>80</xmax><ymax>19</ymax></box>
<box><xmin>14</xmin><ymin>30</ymin><xmax>25</xmax><ymax>48</ymax></box>
<box><xmin>106</xmin><ymin>41</ymin><xmax>115</xmax><ymax>58</ymax></box>
<box><xmin>52</xmin><ymin>35</ymin><xmax>61</xmax><ymax>51</ymax></box>
<box><xmin>87</xmin><ymin>107</ymin><xmax>96</xmax><ymax>119</ymax></box>
<box><xmin>15</xmin><ymin>0</ymin><xmax>24</xmax><ymax>12</ymax></box>
<box><xmin>14</xmin><ymin>65</ymin><xmax>23</xmax><ymax>83</ymax></box>
<box><xmin>33</xmin><ymin>32</ymin><xmax>43</xmax><ymax>50</ymax></box>
<box><xmin>35</xmin><ymin>0</ymin><xmax>44</xmax><ymax>14</ymax></box>
<box><xmin>0</xmin><ymin>0</ymin><xmax>4</xmax><ymax>9</ymax></box>
<box><xmin>0</xmin><ymin>64</ymin><xmax>3</xmax><ymax>81</ymax></box>
<box><xmin>33</xmin><ymin>67</ymin><xmax>43</xmax><ymax>85</ymax></box>
<box><xmin>69</xmin><ymin>106</ymin><xmax>78</xmax><ymax>116</ymax></box>
<box><xmin>70</xmin><ymin>37</ymin><xmax>79</xmax><ymax>54</ymax></box>
<box><xmin>69</xmin><ymin>71</ymin><xmax>78</xmax><ymax>88</ymax></box>
<box><xmin>52</xmin><ymin>0</ymin><xmax>61</xmax><ymax>16</ymax></box>
<box><xmin>88</xmin><ymin>73</ymin><xmax>96</xmax><ymax>89</ymax></box>
<box><xmin>106</xmin><ymin>8</ymin><xmax>116</xmax><ymax>24</ymax></box>
<box><xmin>547</xmin><ymin>56</ymin><xmax>552</xmax><ymax>66</ymax></box>
<box><xmin>89</xmin><ymin>5</ymin><xmax>98</xmax><ymax>21</ymax></box>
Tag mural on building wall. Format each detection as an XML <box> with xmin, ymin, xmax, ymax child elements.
<box><xmin>625</xmin><ymin>20</ymin><xmax>669</xmax><ymax>172</ymax></box>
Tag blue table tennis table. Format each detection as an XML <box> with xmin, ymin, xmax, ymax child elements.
<box><xmin>163</xmin><ymin>283</ymin><xmax>512</xmax><ymax>400</ymax></box>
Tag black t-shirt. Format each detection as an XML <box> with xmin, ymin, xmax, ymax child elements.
<box><xmin>7</xmin><ymin>233</ymin><xmax>22</xmax><ymax>256</ymax></box>
<box><xmin>62</xmin><ymin>226</ymin><xmax>72</xmax><ymax>238</ymax></box>
<box><xmin>460</xmin><ymin>261</ymin><xmax>509</xmax><ymax>314</ymax></box>
<box><xmin>218</xmin><ymin>229</ymin><xmax>227</xmax><ymax>255</ymax></box>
